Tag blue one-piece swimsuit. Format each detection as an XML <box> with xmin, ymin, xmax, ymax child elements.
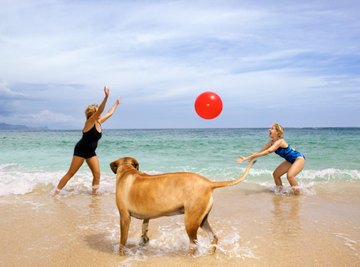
<box><xmin>275</xmin><ymin>145</ymin><xmax>305</xmax><ymax>164</ymax></box>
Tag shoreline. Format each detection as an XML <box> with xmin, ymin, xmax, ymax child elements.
<box><xmin>2</xmin><ymin>126</ymin><xmax>360</xmax><ymax>132</ymax></box>
<box><xmin>1</xmin><ymin>181</ymin><xmax>360</xmax><ymax>266</ymax></box>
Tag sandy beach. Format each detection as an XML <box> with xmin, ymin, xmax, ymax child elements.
<box><xmin>1</xmin><ymin>181</ymin><xmax>360</xmax><ymax>267</ymax></box>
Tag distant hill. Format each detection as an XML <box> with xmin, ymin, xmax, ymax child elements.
<box><xmin>0</xmin><ymin>123</ymin><xmax>29</xmax><ymax>130</ymax></box>
<box><xmin>0</xmin><ymin>123</ymin><xmax>47</xmax><ymax>130</ymax></box>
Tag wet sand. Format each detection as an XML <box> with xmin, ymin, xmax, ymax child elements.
<box><xmin>1</xmin><ymin>182</ymin><xmax>360</xmax><ymax>267</ymax></box>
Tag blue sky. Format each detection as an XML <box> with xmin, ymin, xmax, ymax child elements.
<box><xmin>0</xmin><ymin>0</ymin><xmax>359</xmax><ymax>129</ymax></box>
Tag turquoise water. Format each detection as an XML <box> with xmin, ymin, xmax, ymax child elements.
<box><xmin>1</xmin><ymin>128</ymin><xmax>359</xmax><ymax>195</ymax></box>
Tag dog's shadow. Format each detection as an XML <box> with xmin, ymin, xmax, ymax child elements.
<box><xmin>84</xmin><ymin>233</ymin><xmax>115</xmax><ymax>254</ymax></box>
<box><xmin>83</xmin><ymin>230</ymin><xmax>249</xmax><ymax>259</ymax></box>
<box><xmin>84</xmin><ymin>232</ymin><xmax>190</xmax><ymax>256</ymax></box>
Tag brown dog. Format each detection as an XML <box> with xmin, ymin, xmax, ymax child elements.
<box><xmin>110</xmin><ymin>157</ymin><xmax>255</xmax><ymax>255</ymax></box>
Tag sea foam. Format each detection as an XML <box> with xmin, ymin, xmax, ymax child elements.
<box><xmin>1</xmin><ymin>163</ymin><xmax>359</xmax><ymax>196</ymax></box>
<box><xmin>110</xmin><ymin>218</ymin><xmax>256</xmax><ymax>264</ymax></box>
<box><xmin>0</xmin><ymin>163</ymin><xmax>115</xmax><ymax>196</ymax></box>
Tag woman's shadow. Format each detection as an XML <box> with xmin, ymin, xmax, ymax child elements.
<box><xmin>83</xmin><ymin>196</ymin><xmax>118</xmax><ymax>254</ymax></box>
<box><xmin>271</xmin><ymin>195</ymin><xmax>302</xmax><ymax>240</ymax></box>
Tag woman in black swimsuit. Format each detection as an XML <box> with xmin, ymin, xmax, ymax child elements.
<box><xmin>55</xmin><ymin>86</ymin><xmax>121</xmax><ymax>194</ymax></box>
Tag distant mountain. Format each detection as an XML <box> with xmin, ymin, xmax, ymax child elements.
<box><xmin>0</xmin><ymin>123</ymin><xmax>47</xmax><ymax>130</ymax></box>
<box><xmin>0</xmin><ymin>123</ymin><xmax>29</xmax><ymax>130</ymax></box>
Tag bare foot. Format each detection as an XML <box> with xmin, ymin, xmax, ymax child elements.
<box><xmin>50</xmin><ymin>188</ymin><xmax>61</xmax><ymax>196</ymax></box>
<box><xmin>92</xmin><ymin>185</ymin><xmax>99</xmax><ymax>195</ymax></box>
<box><xmin>292</xmin><ymin>186</ymin><xmax>300</xmax><ymax>195</ymax></box>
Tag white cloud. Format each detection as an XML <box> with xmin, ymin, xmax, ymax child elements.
<box><xmin>0</xmin><ymin>81</ymin><xmax>26</xmax><ymax>98</ymax></box>
<box><xmin>0</xmin><ymin>1</ymin><xmax>359</xmax><ymax>128</ymax></box>
<box><xmin>17</xmin><ymin>109</ymin><xmax>75</xmax><ymax>124</ymax></box>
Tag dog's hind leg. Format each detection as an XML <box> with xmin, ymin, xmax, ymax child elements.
<box><xmin>184</xmin><ymin>193</ymin><xmax>213</xmax><ymax>255</ymax></box>
<box><xmin>140</xmin><ymin>219</ymin><xmax>150</xmax><ymax>245</ymax></box>
<box><xmin>200</xmin><ymin>216</ymin><xmax>218</xmax><ymax>254</ymax></box>
<box><xmin>184</xmin><ymin>219</ymin><xmax>199</xmax><ymax>255</ymax></box>
<box><xmin>184</xmin><ymin>208</ymin><xmax>203</xmax><ymax>255</ymax></box>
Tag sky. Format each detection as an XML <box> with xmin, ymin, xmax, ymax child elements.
<box><xmin>0</xmin><ymin>0</ymin><xmax>359</xmax><ymax>129</ymax></box>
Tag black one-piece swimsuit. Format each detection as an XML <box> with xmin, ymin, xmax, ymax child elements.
<box><xmin>73</xmin><ymin>125</ymin><xmax>102</xmax><ymax>159</ymax></box>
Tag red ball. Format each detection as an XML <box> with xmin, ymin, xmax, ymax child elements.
<box><xmin>194</xmin><ymin>91</ymin><xmax>223</xmax><ymax>119</ymax></box>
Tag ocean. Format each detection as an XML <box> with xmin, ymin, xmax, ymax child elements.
<box><xmin>1</xmin><ymin>128</ymin><xmax>359</xmax><ymax>196</ymax></box>
<box><xmin>1</xmin><ymin>128</ymin><xmax>360</xmax><ymax>266</ymax></box>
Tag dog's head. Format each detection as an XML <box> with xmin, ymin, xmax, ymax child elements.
<box><xmin>110</xmin><ymin>157</ymin><xmax>139</xmax><ymax>174</ymax></box>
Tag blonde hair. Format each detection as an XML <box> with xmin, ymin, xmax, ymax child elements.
<box><xmin>85</xmin><ymin>104</ymin><xmax>98</xmax><ymax>119</ymax></box>
<box><xmin>273</xmin><ymin>123</ymin><xmax>284</xmax><ymax>138</ymax></box>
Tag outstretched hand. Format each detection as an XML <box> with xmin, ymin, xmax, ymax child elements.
<box><xmin>104</xmin><ymin>86</ymin><xmax>110</xmax><ymax>97</ymax></box>
<box><xmin>237</xmin><ymin>156</ymin><xmax>247</xmax><ymax>164</ymax></box>
<box><xmin>115</xmin><ymin>98</ymin><xmax>121</xmax><ymax>105</ymax></box>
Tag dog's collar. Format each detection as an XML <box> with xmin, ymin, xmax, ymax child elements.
<box><xmin>118</xmin><ymin>162</ymin><xmax>139</xmax><ymax>170</ymax></box>
<box><xmin>116</xmin><ymin>160</ymin><xmax>139</xmax><ymax>171</ymax></box>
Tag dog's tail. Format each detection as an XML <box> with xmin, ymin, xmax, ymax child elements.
<box><xmin>210</xmin><ymin>160</ymin><xmax>256</xmax><ymax>189</ymax></box>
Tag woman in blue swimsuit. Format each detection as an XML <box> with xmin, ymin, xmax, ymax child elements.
<box><xmin>55</xmin><ymin>86</ymin><xmax>121</xmax><ymax>194</ymax></box>
<box><xmin>237</xmin><ymin>123</ymin><xmax>305</xmax><ymax>195</ymax></box>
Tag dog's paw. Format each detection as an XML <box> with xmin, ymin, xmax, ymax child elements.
<box><xmin>209</xmin><ymin>245</ymin><xmax>217</xmax><ymax>255</ymax></box>
<box><xmin>139</xmin><ymin>235</ymin><xmax>150</xmax><ymax>246</ymax></box>
<box><xmin>119</xmin><ymin>246</ymin><xmax>126</xmax><ymax>256</ymax></box>
<box><xmin>188</xmin><ymin>244</ymin><xmax>197</xmax><ymax>256</ymax></box>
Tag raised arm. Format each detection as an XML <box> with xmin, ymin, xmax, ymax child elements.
<box><xmin>95</xmin><ymin>86</ymin><xmax>110</xmax><ymax>118</ymax></box>
<box><xmin>237</xmin><ymin>140</ymin><xmax>282</xmax><ymax>163</ymax></box>
<box><xmin>99</xmin><ymin>98</ymin><xmax>121</xmax><ymax>124</ymax></box>
<box><xmin>83</xmin><ymin>86</ymin><xmax>109</xmax><ymax>130</ymax></box>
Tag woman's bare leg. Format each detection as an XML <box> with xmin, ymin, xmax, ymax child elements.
<box><xmin>287</xmin><ymin>157</ymin><xmax>305</xmax><ymax>195</ymax></box>
<box><xmin>273</xmin><ymin>160</ymin><xmax>291</xmax><ymax>189</ymax></box>
<box><xmin>56</xmin><ymin>156</ymin><xmax>85</xmax><ymax>190</ymax></box>
<box><xmin>86</xmin><ymin>156</ymin><xmax>101</xmax><ymax>194</ymax></box>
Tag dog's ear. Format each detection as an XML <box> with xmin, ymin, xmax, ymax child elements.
<box><xmin>131</xmin><ymin>158</ymin><xmax>139</xmax><ymax>170</ymax></box>
<box><xmin>110</xmin><ymin>160</ymin><xmax>118</xmax><ymax>174</ymax></box>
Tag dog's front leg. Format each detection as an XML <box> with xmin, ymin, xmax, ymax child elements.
<box><xmin>119</xmin><ymin>212</ymin><xmax>131</xmax><ymax>255</ymax></box>
<box><xmin>140</xmin><ymin>219</ymin><xmax>150</xmax><ymax>245</ymax></box>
